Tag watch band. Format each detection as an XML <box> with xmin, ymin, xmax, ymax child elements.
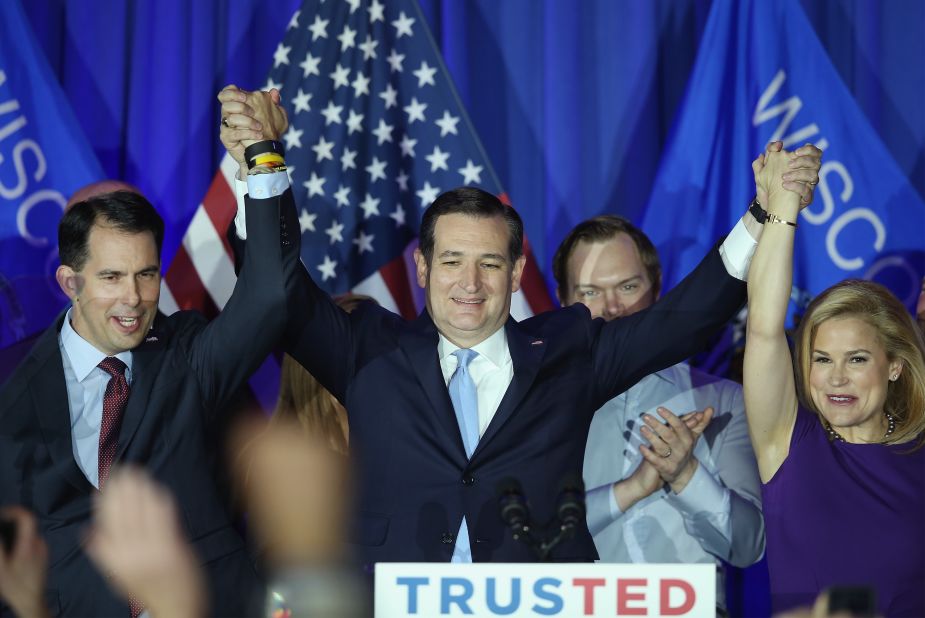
<box><xmin>748</xmin><ymin>196</ymin><xmax>767</xmax><ymax>224</ymax></box>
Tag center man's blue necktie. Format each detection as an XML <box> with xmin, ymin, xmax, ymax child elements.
<box><xmin>448</xmin><ymin>348</ymin><xmax>479</xmax><ymax>562</ymax></box>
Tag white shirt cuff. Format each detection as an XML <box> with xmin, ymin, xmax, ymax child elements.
<box><xmin>718</xmin><ymin>218</ymin><xmax>758</xmax><ymax>281</ymax></box>
<box><xmin>584</xmin><ymin>483</ymin><xmax>623</xmax><ymax>536</ymax></box>
<box><xmin>667</xmin><ymin>461</ymin><xmax>729</xmax><ymax>518</ymax></box>
<box><xmin>233</xmin><ymin>171</ymin><xmax>290</xmax><ymax>240</ymax></box>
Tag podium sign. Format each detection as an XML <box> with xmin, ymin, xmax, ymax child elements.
<box><xmin>375</xmin><ymin>562</ymin><xmax>715</xmax><ymax>617</ymax></box>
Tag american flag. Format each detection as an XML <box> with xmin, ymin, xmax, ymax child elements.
<box><xmin>161</xmin><ymin>0</ymin><xmax>553</xmax><ymax>347</ymax></box>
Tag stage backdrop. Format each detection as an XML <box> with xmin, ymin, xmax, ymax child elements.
<box><xmin>4</xmin><ymin>1</ymin><xmax>924</xmax><ymax>616</ymax></box>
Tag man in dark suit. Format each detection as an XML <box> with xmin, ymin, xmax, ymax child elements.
<box><xmin>220</xmin><ymin>88</ymin><xmax>819</xmax><ymax>569</ymax></box>
<box><xmin>0</xmin><ymin>107</ymin><xmax>299</xmax><ymax>614</ymax></box>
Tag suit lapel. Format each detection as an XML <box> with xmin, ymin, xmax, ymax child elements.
<box><xmin>115</xmin><ymin>324</ymin><xmax>166</xmax><ymax>461</ymax></box>
<box><xmin>398</xmin><ymin>312</ymin><xmax>468</xmax><ymax>464</ymax></box>
<box><xmin>30</xmin><ymin>318</ymin><xmax>95</xmax><ymax>494</ymax></box>
<box><xmin>472</xmin><ymin>319</ymin><xmax>546</xmax><ymax>459</ymax></box>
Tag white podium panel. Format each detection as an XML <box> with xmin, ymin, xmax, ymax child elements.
<box><xmin>375</xmin><ymin>562</ymin><xmax>715</xmax><ymax>617</ymax></box>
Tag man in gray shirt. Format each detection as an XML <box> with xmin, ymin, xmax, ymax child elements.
<box><xmin>553</xmin><ymin>214</ymin><xmax>764</xmax><ymax>608</ymax></box>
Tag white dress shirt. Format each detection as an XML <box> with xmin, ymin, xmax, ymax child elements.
<box><xmin>59</xmin><ymin>308</ymin><xmax>134</xmax><ymax>489</ymax></box>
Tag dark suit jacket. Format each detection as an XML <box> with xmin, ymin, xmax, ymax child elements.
<box><xmin>284</xmin><ymin>241</ymin><xmax>746</xmax><ymax>568</ymax></box>
<box><xmin>0</xmin><ymin>189</ymin><xmax>299</xmax><ymax>616</ymax></box>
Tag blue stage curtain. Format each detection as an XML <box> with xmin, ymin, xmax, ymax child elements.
<box><xmin>20</xmin><ymin>2</ymin><xmax>924</xmax><ymax>616</ymax></box>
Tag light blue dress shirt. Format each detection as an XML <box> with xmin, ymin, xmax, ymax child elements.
<box><xmin>59</xmin><ymin>308</ymin><xmax>133</xmax><ymax>489</ymax></box>
<box><xmin>583</xmin><ymin>363</ymin><xmax>764</xmax><ymax>605</ymax></box>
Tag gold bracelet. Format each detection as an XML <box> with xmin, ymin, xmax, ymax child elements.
<box><xmin>766</xmin><ymin>212</ymin><xmax>797</xmax><ymax>227</ymax></box>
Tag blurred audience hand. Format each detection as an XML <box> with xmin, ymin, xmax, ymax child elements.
<box><xmin>0</xmin><ymin>506</ymin><xmax>49</xmax><ymax>618</ymax></box>
<box><xmin>85</xmin><ymin>467</ymin><xmax>205</xmax><ymax>618</ymax></box>
<box><xmin>232</xmin><ymin>418</ymin><xmax>349</xmax><ymax>568</ymax></box>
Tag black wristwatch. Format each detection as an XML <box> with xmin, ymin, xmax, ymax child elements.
<box><xmin>748</xmin><ymin>196</ymin><xmax>767</xmax><ymax>224</ymax></box>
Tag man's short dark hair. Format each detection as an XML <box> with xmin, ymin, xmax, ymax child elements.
<box><xmin>59</xmin><ymin>190</ymin><xmax>164</xmax><ymax>271</ymax></box>
<box><xmin>419</xmin><ymin>187</ymin><xmax>524</xmax><ymax>264</ymax></box>
<box><xmin>552</xmin><ymin>214</ymin><xmax>662</xmax><ymax>301</ymax></box>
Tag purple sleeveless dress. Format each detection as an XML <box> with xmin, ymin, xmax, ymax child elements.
<box><xmin>761</xmin><ymin>408</ymin><xmax>925</xmax><ymax>616</ymax></box>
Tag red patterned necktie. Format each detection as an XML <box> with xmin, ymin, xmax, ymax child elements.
<box><xmin>97</xmin><ymin>357</ymin><xmax>144</xmax><ymax>618</ymax></box>
<box><xmin>97</xmin><ymin>357</ymin><xmax>129</xmax><ymax>489</ymax></box>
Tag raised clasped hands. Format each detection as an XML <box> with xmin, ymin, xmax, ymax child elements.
<box><xmin>753</xmin><ymin>141</ymin><xmax>822</xmax><ymax>210</ymax></box>
<box><xmin>639</xmin><ymin>406</ymin><xmax>714</xmax><ymax>495</ymax></box>
<box><xmin>218</xmin><ymin>84</ymin><xmax>290</xmax><ymax>177</ymax></box>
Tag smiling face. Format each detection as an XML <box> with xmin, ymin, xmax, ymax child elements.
<box><xmin>809</xmin><ymin>316</ymin><xmax>903</xmax><ymax>442</ymax></box>
<box><xmin>560</xmin><ymin>232</ymin><xmax>657</xmax><ymax>321</ymax></box>
<box><xmin>57</xmin><ymin>224</ymin><xmax>161</xmax><ymax>355</ymax></box>
<box><xmin>414</xmin><ymin>213</ymin><xmax>525</xmax><ymax>348</ymax></box>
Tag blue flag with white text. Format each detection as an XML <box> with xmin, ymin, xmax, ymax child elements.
<box><xmin>0</xmin><ymin>0</ymin><xmax>103</xmax><ymax>347</ymax></box>
<box><xmin>642</xmin><ymin>0</ymin><xmax>925</xmax><ymax>318</ymax></box>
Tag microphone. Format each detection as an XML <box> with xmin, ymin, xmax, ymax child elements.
<box><xmin>555</xmin><ymin>475</ymin><xmax>586</xmax><ymax>536</ymax></box>
<box><xmin>497</xmin><ymin>477</ymin><xmax>531</xmax><ymax>541</ymax></box>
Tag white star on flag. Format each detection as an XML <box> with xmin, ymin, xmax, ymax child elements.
<box><xmin>351</xmin><ymin>72</ymin><xmax>371</xmax><ymax>97</ymax></box>
<box><xmin>353</xmin><ymin>230</ymin><xmax>375</xmax><ymax>254</ymax></box>
<box><xmin>392</xmin><ymin>11</ymin><xmax>415</xmax><ymax>38</ymax></box>
<box><xmin>340</xmin><ymin>147</ymin><xmax>357</xmax><ymax>171</ymax></box>
<box><xmin>458</xmin><ymin>159</ymin><xmax>484</xmax><ymax>184</ymax></box>
<box><xmin>368</xmin><ymin>0</ymin><xmax>385</xmax><ymax>23</ymax></box>
<box><xmin>413</xmin><ymin>61</ymin><xmax>437</xmax><ymax>87</ymax></box>
<box><xmin>389</xmin><ymin>204</ymin><xmax>406</xmax><ymax>226</ymax></box>
<box><xmin>299</xmin><ymin>209</ymin><xmax>317</xmax><ymax>232</ymax></box>
<box><xmin>337</xmin><ymin>25</ymin><xmax>357</xmax><ymax>52</ymax></box>
<box><xmin>303</xmin><ymin>172</ymin><xmax>326</xmax><ymax>197</ymax></box>
<box><xmin>404</xmin><ymin>97</ymin><xmax>427</xmax><ymax>123</ymax></box>
<box><xmin>379</xmin><ymin>84</ymin><xmax>398</xmax><ymax>108</ymax></box>
<box><xmin>359</xmin><ymin>35</ymin><xmax>378</xmax><ymax>60</ymax></box>
<box><xmin>288</xmin><ymin>10</ymin><xmax>300</xmax><ymax>29</ymax></box>
<box><xmin>292</xmin><ymin>88</ymin><xmax>312</xmax><ymax>113</ymax></box>
<box><xmin>372</xmin><ymin>119</ymin><xmax>394</xmax><ymax>145</ymax></box>
<box><xmin>333</xmin><ymin>185</ymin><xmax>351</xmax><ymax>207</ymax></box>
<box><xmin>399</xmin><ymin>134</ymin><xmax>417</xmax><ymax>157</ymax></box>
<box><xmin>359</xmin><ymin>194</ymin><xmax>381</xmax><ymax>219</ymax></box>
<box><xmin>330</xmin><ymin>64</ymin><xmax>350</xmax><ymax>89</ymax></box>
<box><xmin>317</xmin><ymin>255</ymin><xmax>338</xmax><ymax>281</ymax></box>
<box><xmin>299</xmin><ymin>52</ymin><xmax>321</xmax><ymax>77</ymax></box>
<box><xmin>325</xmin><ymin>220</ymin><xmax>345</xmax><ymax>244</ymax></box>
<box><xmin>416</xmin><ymin>181</ymin><xmax>440</xmax><ymax>207</ymax></box>
<box><xmin>396</xmin><ymin>170</ymin><xmax>409</xmax><ymax>191</ymax></box>
<box><xmin>312</xmin><ymin>136</ymin><xmax>335</xmax><ymax>162</ymax></box>
<box><xmin>346</xmin><ymin>109</ymin><xmax>364</xmax><ymax>134</ymax></box>
<box><xmin>425</xmin><ymin>145</ymin><xmax>450</xmax><ymax>172</ymax></box>
<box><xmin>366</xmin><ymin>157</ymin><xmax>387</xmax><ymax>182</ymax></box>
<box><xmin>283</xmin><ymin>126</ymin><xmax>304</xmax><ymax>149</ymax></box>
<box><xmin>307</xmin><ymin>15</ymin><xmax>328</xmax><ymax>41</ymax></box>
<box><xmin>320</xmin><ymin>101</ymin><xmax>344</xmax><ymax>125</ymax></box>
<box><xmin>386</xmin><ymin>49</ymin><xmax>405</xmax><ymax>72</ymax></box>
<box><xmin>274</xmin><ymin>43</ymin><xmax>292</xmax><ymax>67</ymax></box>
<box><xmin>435</xmin><ymin>111</ymin><xmax>460</xmax><ymax>136</ymax></box>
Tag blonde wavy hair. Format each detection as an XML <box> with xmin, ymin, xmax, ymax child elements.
<box><xmin>272</xmin><ymin>293</ymin><xmax>374</xmax><ymax>455</ymax></box>
<box><xmin>794</xmin><ymin>279</ymin><xmax>925</xmax><ymax>450</ymax></box>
